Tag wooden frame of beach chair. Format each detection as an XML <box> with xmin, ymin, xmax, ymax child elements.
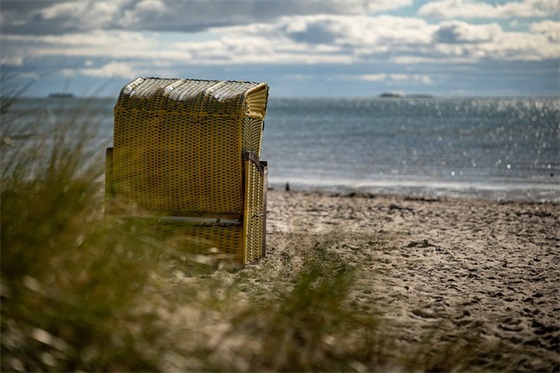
<box><xmin>105</xmin><ymin>77</ymin><xmax>269</xmax><ymax>265</ymax></box>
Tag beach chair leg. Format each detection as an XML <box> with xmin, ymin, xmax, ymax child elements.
<box><xmin>105</xmin><ymin>147</ymin><xmax>114</xmax><ymax>216</ymax></box>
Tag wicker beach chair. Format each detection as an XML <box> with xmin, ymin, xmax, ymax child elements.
<box><xmin>105</xmin><ymin>77</ymin><xmax>269</xmax><ymax>265</ymax></box>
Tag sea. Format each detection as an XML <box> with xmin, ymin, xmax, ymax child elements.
<box><xmin>3</xmin><ymin>96</ymin><xmax>559</xmax><ymax>202</ymax></box>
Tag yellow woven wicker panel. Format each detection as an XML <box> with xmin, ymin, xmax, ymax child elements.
<box><xmin>243</xmin><ymin>160</ymin><xmax>266</xmax><ymax>264</ymax></box>
<box><xmin>113</xmin><ymin>110</ymin><xmax>167</xmax><ymax>211</ymax></box>
<box><xmin>113</xmin><ymin>77</ymin><xmax>269</xmax><ymax>215</ymax></box>
<box><xmin>113</xmin><ymin>113</ymin><xmax>244</xmax><ymax>213</ymax></box>
<box><xmin>196</xmin><ymin>114</ymin><xmax>243</xmax><ymax>213</ymax></box>
<box><xmin>145</xmin><ymin>222</ymin><xmax>244</xmax><ymax>263</ymax></box>
<box><xmin>156</xmin><ymin>113</ymin><xmax>201</xmax><ymax>211</ymax></box>
<box><xmin>243</xmin><ymin>116</ymin><xmax>264</xmax><ymax>156</ymax></box>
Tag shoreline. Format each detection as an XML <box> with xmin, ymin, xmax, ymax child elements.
<box><xmin>267</xmin><ymin>180</ymin><xmax>560</xmax><ymax>203</ymax></box>
<box><xmin>256</xmin><ymin>189</ymin><xmax>559</xmax><ymax>371</ymax></box>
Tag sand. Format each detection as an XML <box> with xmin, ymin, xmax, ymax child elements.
<box><xmin>165</xmin><ymin>188</ymin><xmax>559</xmax><ymax>371</ymax></box>
<box><xmin>242</xmin><ymin>189</ymin><xmax>559</xmax><ymax>371</ymax></box>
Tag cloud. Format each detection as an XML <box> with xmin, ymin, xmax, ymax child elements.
<box><xmin>0</xmin><ymin>30</ymin><xmax>170</xmax><ymax>62</ymax></box>
<box><xmin>1</xmin><ymin>55</ymin><xmax>24</xmax><ymax>66</ymax></box>
<box><xmin>208</xmin><ymin>14</ymin><xmax>437</xmax><ymax>65</ymax></box>
<box><xmin>80</xmin><ymin>61</ymin><xmax>137</xmax><ymax>78</ymax></box>
<box><xmin>418</xmin><ymin>0</ymin><xmax>560</xmax><ymax>19</ymax></box>
<box><xmin>3</xmin><ymin>13</ymin><xmax>557</xmax><ymax>71</ymax></box>
<box><xmin>17</xmin><ymin>72</ymin><xmax>41</xmax><ymax>81</ymax></box>
<box><xmin>40</xmin><ymin>1</ymin><xmax>126</xmax><ymax>23</ymax></box>
<box><xmin>361</xmin><ymin>74</ymin><xmax>387</xmax><ymax>81</ymax></box>
<box><xmin>365</xmin><ymin>0</ymin><xmax>413</xmax><ymax>14</ymax></box>
<box><xmin>0</xmin><ymin>0</ymin><xmax>413</xmax><ymax>35</ymax></box>
<box><xmin>484</xmin><ymin>30</ymin><xmax>560</xmax><ymax>61</ymax></box>
<box><xmin>119</xmin><ymin>0</ymin><xmax>413</xmax><ymax>32</ymax></box>
<box><xmin>1</xmin><ymin>0</ymin><xmax>147</xmax><ymax>34</ymax></box>
<box><xmin>361</xmin><ymin>73</ymin><xmax>432</xmax><ymax>84</ymax></box>
<box><xmin>434</xmin><ymin>21</ymin><xmax>501</xmax><ymax>44</ymax></box>
<box><xmin>530</xmin><ymin>20</ymin><xmax>560</xmax><ymax>42</ymax></box>
<box><xmin>205</xmin><ymin>14</ymin><xmax>558</xmax><ymax>65</ymax></box>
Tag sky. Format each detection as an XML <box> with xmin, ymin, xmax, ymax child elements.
<box><xmin>1</xmin><ymin>0</ymin><xmax>559</xmax><ymax>98</ymax></box>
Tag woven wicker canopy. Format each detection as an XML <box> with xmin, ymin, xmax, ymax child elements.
<box><xmin>116</xmin><ymin>77</ymin><xmax>268</xmax><ymax>119</ymax></box>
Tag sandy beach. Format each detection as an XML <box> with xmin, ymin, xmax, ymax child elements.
<box><xmin>235</xmin><ymin>189</ymin><xmax>560</xmax><ymax>371</ymax></box>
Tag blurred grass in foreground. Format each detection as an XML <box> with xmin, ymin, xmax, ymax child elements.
<box><xmin>1</xmin><ymin>97</ymin><xmax>170</xmax><ymax>371</ymax></box>
<box><xmin>1</xmin><ymin>93</ymin><xmax>498</xmax><ymax>372</ymax></box>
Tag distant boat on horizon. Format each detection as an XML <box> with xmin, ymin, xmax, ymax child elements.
<box><xmin>48</xmin><ymin>93</ymin><xmax>74</xmax><ymax>98</ymax></box>
<box><xmin>379</xmin><ymin>92</ymin><xmax>403</xmax><ymax>98</ymax></box>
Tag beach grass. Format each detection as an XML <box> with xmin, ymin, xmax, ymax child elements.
<box><xmin>1</xmin><ymin>98</ymin><xmax>171</xmax><ymax>370</ymax></box>
<box><xmin>1</xmin><ymin>93</ymin><xmax>511</xmax><ymax>372</ymax></box>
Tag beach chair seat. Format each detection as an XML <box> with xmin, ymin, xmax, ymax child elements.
<box><xmin>105</xmin><ymin>77</ymin><xmax>269</xmax><ymax>265</ymax></box>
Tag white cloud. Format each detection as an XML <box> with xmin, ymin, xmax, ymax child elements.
<box><xmin>361</xmin><ymin>73</ymin><xmax>432</xmax><ymax>84</ymax></box>
<box><xmin>366</xmin><ymin>0</ymin><xmax>414</xmax><ymax>14</ymax></box>
<box><xmin>211</xmin><ymin>14</ymin><xmax>436</xmax><ymax>63</ymax></box>
<box><xmin>1</xmin><ymin>55</ymin><xmax>24</xmax><ymax>66</ymax></box>
<box><xmin>0</xmin><ymin>30</ymin><xmax>166</xmax><ymax>61</ymax></box>
<box><xmin>120</xmin><ymin>0</ymin><xmax>169</xmax><ymax>28</ymax></box>
<box><xmin>417</xmin><ymin>75</ymin><xmax>432</xmax><ymax>84</ymax></box>
<box><xmin>39</xmin><ymin>0</ymin><xmax>131</xmax><ymax>30</ymax></box>
<box><xmin>428</xmin><ymin>20</ymin><xmax>560</xmax><ymax>62</ymax></box>
<box><xmin>434</xmin><ymin>21</ymin><xmax>501</xmax><ymax>43</ymax></box>
<box><xmin>51</xmin><ymin>30</ymin><xmax>152</xmax><ymax>47</ymax></box>
<box><xmin>419</xmin><ymin>0</ymin><xmax>560</xmax><ymax>19</ymax></box>
<box><xmin>362</xmin><ymin>73</ymin><xmax>388</xmax><ymax>81</ymax></box>
<box><xmin>17</xmin><ymin>72</ymin><xmax>41</xmax><ymax>81</ymax></box>
<box><xmin>80</xmin><ymin>61</ymin><xmax>137</xmax><ymax>78</ymax></box>
<box><xmin>530</xmin><ymin>20</ymin><xmax>560</xmax><ymax>42</ymax></box>
<box><xmin>39</xmin><ymin>1</ymin><xmax>85</xmax><ymax>19</ymax></box>
<box><xmin>136</xmin><ymin>0</ymin><xmax>167</xmax><ymax>13</ymax></box>
<box><xmin>485</xmin><ymin>31</ymin><xmax>560</xmax><ymax>61</ymax></box>
<box><xmin>61</xmin><ymin>68</ymin><xmax>77</xmax><ymax>77</ymax></box>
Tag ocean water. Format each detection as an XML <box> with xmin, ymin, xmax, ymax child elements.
<box><xmin>262</xmin><ymin>97</ymin><xmax>560</xmax><ymax>201</ymax></box>
<box><xmin>4</xmin><ymin>96</ymin><xmax>560</xmax><ymax>201</ymax></box>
